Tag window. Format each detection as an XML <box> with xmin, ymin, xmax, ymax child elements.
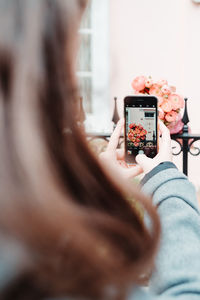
<box><xmin>78</xmin><ymin>1</ymin><xmax>92</xmax><ymax>114</ymax></box>
<box><xmin>77</xmin><ymin>0</ymin><xmax>110</xmax><ymax>133</ymax></box>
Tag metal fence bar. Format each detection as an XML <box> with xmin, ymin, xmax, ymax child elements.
<box><xmin>171</xmin><ymin>98</ymin><xmax>200</xmax><ymax>176</ymax></box>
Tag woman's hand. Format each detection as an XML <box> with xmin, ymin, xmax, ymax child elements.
<box><xmin>136</xmin><ymin>120</ymin><xmax>172</xmax><ymax>174</ymax></box>
<box><xmin>99</xmin><ymin>119</ymin><xmax>143</xmax><ymax>180</ymax></box>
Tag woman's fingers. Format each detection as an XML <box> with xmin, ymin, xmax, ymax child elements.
<box><xmin>159</xmin><ymin>120</ymin><xmax>170</xmax><ymax>141</ymax></box>
<box><xmin>116</xmin><ymin>148</ymin><xmax>124</xmax><ymax>160</ymax></box>
<box><xmin>136</xmin><ymin>154</ymin><xmax>153</xmax><ymax>172</ymax></box>
<box><xmin>106</xmin><ymin>119</ymin><xmax>124</xmax><ymax>152</ymax></box>
<box><xmin>124</xmin><ymin>164</ymin><xmax>143</xmax><ymax>178</ymax></box>
<box><xmin>158</xmin><ymin>120</ymin><xmax>172</xmax><ymax>155</ymax></box>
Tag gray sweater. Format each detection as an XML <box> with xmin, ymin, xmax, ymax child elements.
<box><xmin>130</xmin><ymin>164</ymin><xmax>200</xmax><ymax>299</ymax></box>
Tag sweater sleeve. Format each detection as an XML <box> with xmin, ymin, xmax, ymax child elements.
<box><xmin>142</xmin><ymin>167</ymin><xmax>200</xmax><ymax>299</ymax></box>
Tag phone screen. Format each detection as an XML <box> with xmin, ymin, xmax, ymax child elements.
<box><xmin>124</xmin><ymin>96</ymin><xmax>158</xmax><ymax>164</ymax></box>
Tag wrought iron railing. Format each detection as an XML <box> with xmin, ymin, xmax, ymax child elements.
<box><xmin>84</xmin><ymin>97</ymin><xmax>200</xmax><ymax>176</ymax></box>
<box><xmin>170</xmin><ymin>98</ymin><xmax>200</xmax><ymax>175</ymax></box>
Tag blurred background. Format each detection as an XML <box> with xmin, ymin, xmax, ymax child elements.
<box><xmin>77</xmin><ymin>0</ymin><xmax>200</xmax><ymax>189</ymax></box>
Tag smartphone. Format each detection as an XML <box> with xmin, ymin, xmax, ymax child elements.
<box><xmin>124</xmin><ymin>95</ymin><xmax>158</xmax><ymax>164</ymax></box>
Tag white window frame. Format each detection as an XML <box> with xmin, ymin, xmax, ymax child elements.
<box><xmin>78</xmin><ymin>0</ymin><xmax>110</xmax><ymax>133</ymax></box>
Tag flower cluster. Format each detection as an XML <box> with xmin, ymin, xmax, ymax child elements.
<box><xmin>131</xmin><ymin>76</ymin><xmax>184</xmax><ymax>134</ymax></box>
<box><xmin>128</xmin><ymin>123</ymin><xmax>147</xmax><ymax>147</ymax></box>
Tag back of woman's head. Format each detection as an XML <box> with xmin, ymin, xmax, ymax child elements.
<box><xmin>0</xmin><ymin>1</ymin><xmax>160</xmax><ymax>299</ymax></box>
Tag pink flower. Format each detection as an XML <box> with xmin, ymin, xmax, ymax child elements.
<box><xmin>158</xmin><ymin>107</ymin><xmax>165</xmax><ymax>119</ymax></box>
<box><xmin>161</xmin><ymin>100</ymin><xmax>173</xmax><ymax>113</ymax></box>
<box><xmin>170</xmin><ymin>86</ymin><xmax>176</xmax><ymax>93</ymax></box>
<box><xmin>168</xmin><ymin>119</ymin><xmax>184</xmax><ymax>134</ymax></box>
<box><xmin>176</xmin><ymin>112</ymin><xmax>182</xmax><ymax>122</ymax></box>
<box><xmin>131</xmin><ymin>76</ymin><xmax>146</xmax><ymax>92</ymax></box>
<box><xmin>158</xmin><ymin>96</ymin><xmax>164</xmax><ymax>106</ymax></box>
<box><xmin>165</xmin><ymin>111</ymin><xmax>178</xmax><ymax>123</ymax></box>
<box><xmin>168</xmin><ymin>94</ymin><xmax>184</xmax><ymax>110</ymax></box>
<box><xmin>157</xmin><ymin>79</ymin><xmax>168</xmax><ymax>87</ymax></box>
<box><xmin>161</xmin><ymin>85</ymin><xmax>171</xmax><ymax>95</ymax></box>
<box><xmin>145</xmin><ymin>77</ymin><xmax>153</xmax><ymax>88</ymax></box>
<box><xmin>133</xmin><ymin>90</ymin><xmax>141</xmax><ymax>95</ymax></box>
<box><xmin>149</xmin><ymin>84</ymin><xmax>163</xmax><ymax>97</ymax></box>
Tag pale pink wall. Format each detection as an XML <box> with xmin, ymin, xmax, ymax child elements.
<box><xmin>109</xmin><ymin>0</ymin><xmax>200</xmax><ymax>187</ymax></box>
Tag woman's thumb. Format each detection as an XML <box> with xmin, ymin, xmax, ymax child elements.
<box><xmin>135</xmin><ymin>154</ymin><xmax>152</xmax><ymax>173</ymax></box>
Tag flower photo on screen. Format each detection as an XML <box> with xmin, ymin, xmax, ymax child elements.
<box><xmin>128</xmin><ymin>123</ymin><xmax>147</xmax><ymax>147</ymax></box>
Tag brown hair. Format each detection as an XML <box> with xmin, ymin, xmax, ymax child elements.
<box><xmin>0</xmin><ymin>0</ymin><xmax>160</xmax><ymax>299</ymax></box>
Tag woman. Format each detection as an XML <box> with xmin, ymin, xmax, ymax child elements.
<box><xmin>0</xmin><ymin>0</ymin><xmax>199</xmax><ymax>299</ymax></box>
